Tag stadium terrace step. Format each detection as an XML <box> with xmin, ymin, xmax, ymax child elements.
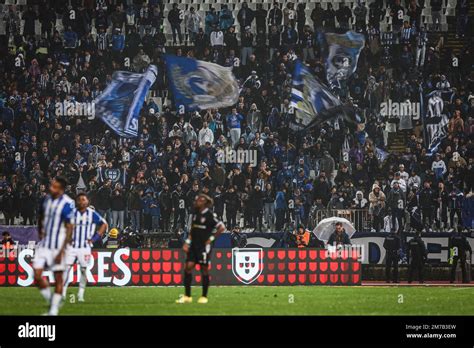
<box><xmin>442</xmin><ymin>8</ymin><xmax>471</xmax><ymax>54</ymax></box>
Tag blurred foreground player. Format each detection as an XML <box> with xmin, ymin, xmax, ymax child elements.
<box><xmin>63</xmin><ymin>193</ymin><xmax>108</xmax><ymax>301</ymax></box>
<box><xmin>33</xmin><ymin>177</ymin><xmax>75</xmax><ymax>315</ymax></box>
<box><xmin>176</xmin><ymin>194</ymin><xmax>225</xmax><ymax>304</ymax></box>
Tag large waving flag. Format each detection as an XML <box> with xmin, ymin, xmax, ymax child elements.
<box><xmin>94</xmin><ymin>65</ymin><xmax>157</xmax><ymax>137</ymax></box>
<box><xmin>164</xmin><ymin>55</ymin><xmax>239</xmax><ymax>111</ymax></box>
<box><xmin>290</xmin><ymin>61</ymin><xmax>363</xmax><ymax>131</ymax></box>
<box><xmin>318</xmin><ymin>31</ymin><xmax>365</xmax><ymax>89</ymax></box>
<box><xmin>291</xmin><ymin>60</ymin><xmax>341</xmax><ymax>123</ymax></box>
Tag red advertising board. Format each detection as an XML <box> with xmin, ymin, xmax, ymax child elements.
<box><xmin>0</xmin><ymin>248</ymin><xmax>361</xmax><ymax>286</ymax></box>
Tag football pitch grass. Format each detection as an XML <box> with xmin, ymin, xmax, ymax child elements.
<box><xmin>0</xmin><ymin>286</ymin><xmax>473</xmax><ymax>316</ymax></box>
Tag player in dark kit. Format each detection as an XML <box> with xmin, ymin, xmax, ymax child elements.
<box><xmin>176</xmin><ymin>194</ymin><xmax>226</xmax><ymax>304</ymax></box>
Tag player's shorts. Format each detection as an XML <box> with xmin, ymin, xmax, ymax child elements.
<box><xmin>186</xmin><ymin>244</ymin><xmax>212</xmax><ymax>265</ymax></box>
<box><xmin>32</xmin><ymin>247</ymin><xmax>67</xmax><ymax>272</ymax></box>
<box><xmin>65</xmin><ymin>246</ymin><xmax>92</xmax><ymax>268</ymax></box>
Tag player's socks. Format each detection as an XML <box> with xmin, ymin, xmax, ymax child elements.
<box><xmin>202</xmin><ymin>274</ymin><xmax>209</xmax><ymax>298</ymax></box>
<box><xmin>40</xmin><ymin>287</ymin><xmax>52</xmax><ymax>303</ymax></box>
<box><xmin>78</xmin><ymin>267</ymin><xmax>87</xmax><ymax>301</ymax></box>
<box><xmin>78</xmin><ymin>287</ymin><xmax>85</xmax><ymax>301</ymax></box>
<box><xmin>78</xmin><ymin>288</ymin><xmax>85</xmax><ymax>301</ymax></box>
<box><xmin>48</xmin><ymin>293</ymin><xmax>62</xmax><ymax>316</ymax></box>
<box><xmin>184</xmin><ymin>272</ymin><xmax>192</xmax><ymax>297</ymax></box>
<box><xmin>62</xmin><ymin>266</ymin><xmax>72</xmax><ymax>298</ymax></box>
<box><xmin>62</xmin><ymin>281</ymin><xmax>69</xmax><ymax>298</ymax></box>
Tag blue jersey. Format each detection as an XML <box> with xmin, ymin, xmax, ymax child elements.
<box><xmin>227</xmin><ymin>113</ymin><xmax>243</xmax><ymax>129</ymax></box>
<box><xmin>40</xmin><ymin>194</ymin><xmax>75</xmax><ymax>249</ymax></box>
<box><xmin>111</xmin><ymin>34</ymin><xmax>125</xmax><ymax>51</ymax></box>
<box><xmin>72</xmin><ymin>208</ymin><xmax>105</xmax><ymax>248</ymax></box>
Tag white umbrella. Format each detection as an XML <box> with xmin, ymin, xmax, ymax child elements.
<box><xmin>313</xmin><ymin>217</ymin><xmax>356</xmax><ymax>242</ymax></box>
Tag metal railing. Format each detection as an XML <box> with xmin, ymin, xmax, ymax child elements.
<box><xmin>308</xmin><ymin>208</ymin><xmax>371</xmax><ymax>232</ymax></box>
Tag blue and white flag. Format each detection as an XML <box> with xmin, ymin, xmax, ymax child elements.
<box><xmin>421</xmin><ymin>90</ymin><xmax>452</xmax><ymax>155</ymax></box>
<box><xmin>164</xmin><ymin>55</ymin><xmax>239</xmax><ymax>111</ymax></box>
<box><xmin>319</xmin><ymin>31</ymin><xmax>365</xmax><ymax>89</ymax></box>
<box><xmin>375</xmin><ymin>147</ymin><xmax>389</xmax><ymax>162</ymax></box>
<box><xmin>426</xmin><ymin>115</ymin><xmax>449</xmax><ymax>155</ymax></box>
<box><xmin>290</xmin><ymin>60</ymin><xmax>345</xmax><ymax>130</ymax></box>
<box><xmin>94</xmin><ymin>65</ymin><xmax>157</xmax><ymax>137</ymax></box>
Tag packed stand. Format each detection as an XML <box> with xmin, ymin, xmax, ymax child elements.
<box><xmin>0</xmin><ymin>0</ymin><xmax>473</xmax><ymax>239</ymax></box>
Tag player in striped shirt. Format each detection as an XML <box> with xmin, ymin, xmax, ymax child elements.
<box><xmin>63</xmin><ymin>193</ymin><xmax>108</xmax><ymax>302</ymax></box>
<box><xmin>33</xmin><ymin>176</ymin><xmax>75</xmax><ymax>316</ymax></box>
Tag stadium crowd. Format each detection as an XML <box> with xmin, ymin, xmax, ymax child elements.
<box><xmin>0</xmin><ymin>0</ymin><xmax>473</xmax><ymax>240</ymax></box>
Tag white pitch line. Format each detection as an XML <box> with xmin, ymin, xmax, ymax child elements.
<box><xmin>451</xmin><ymin>287</ymin><xmax>474</xmax><ymax>291</ymax></box>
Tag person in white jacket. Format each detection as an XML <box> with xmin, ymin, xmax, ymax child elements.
<box><xmin>390</xmin><ymin>172</ymin><xmax>407</xmax><ymax>193</ymax></box>
<box><xmin>210</xmin><ymin>26</ymin><xmax>224</xmax><ymax>48</ymax></box>
<box><xmin>407</xmin><ymin>171</ymin><xmax>421</xmax><ymax>190</ymax></box>
<box><xmin>398</xmin><ymin>164</ymin><xmax>409</xmax><ymax>182</ymax></box>
<box><xmin>198</xmin><ymin>122</ymin><xmax>214</xmax><ymax>146</ymax></box>
<box><xmin>185</xmin><ymin>7</ymin><xmax>202</xmax><ymax>43</ymax></box>
<box><xmin>431</xmin><ymin>153</ymin><xmax>447</xmax><ymax>180</ymax></box>
<box><xmin>384</xmin><ymin>211</ymin><xmax>399</xmax><ymax>233</ymax></box>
